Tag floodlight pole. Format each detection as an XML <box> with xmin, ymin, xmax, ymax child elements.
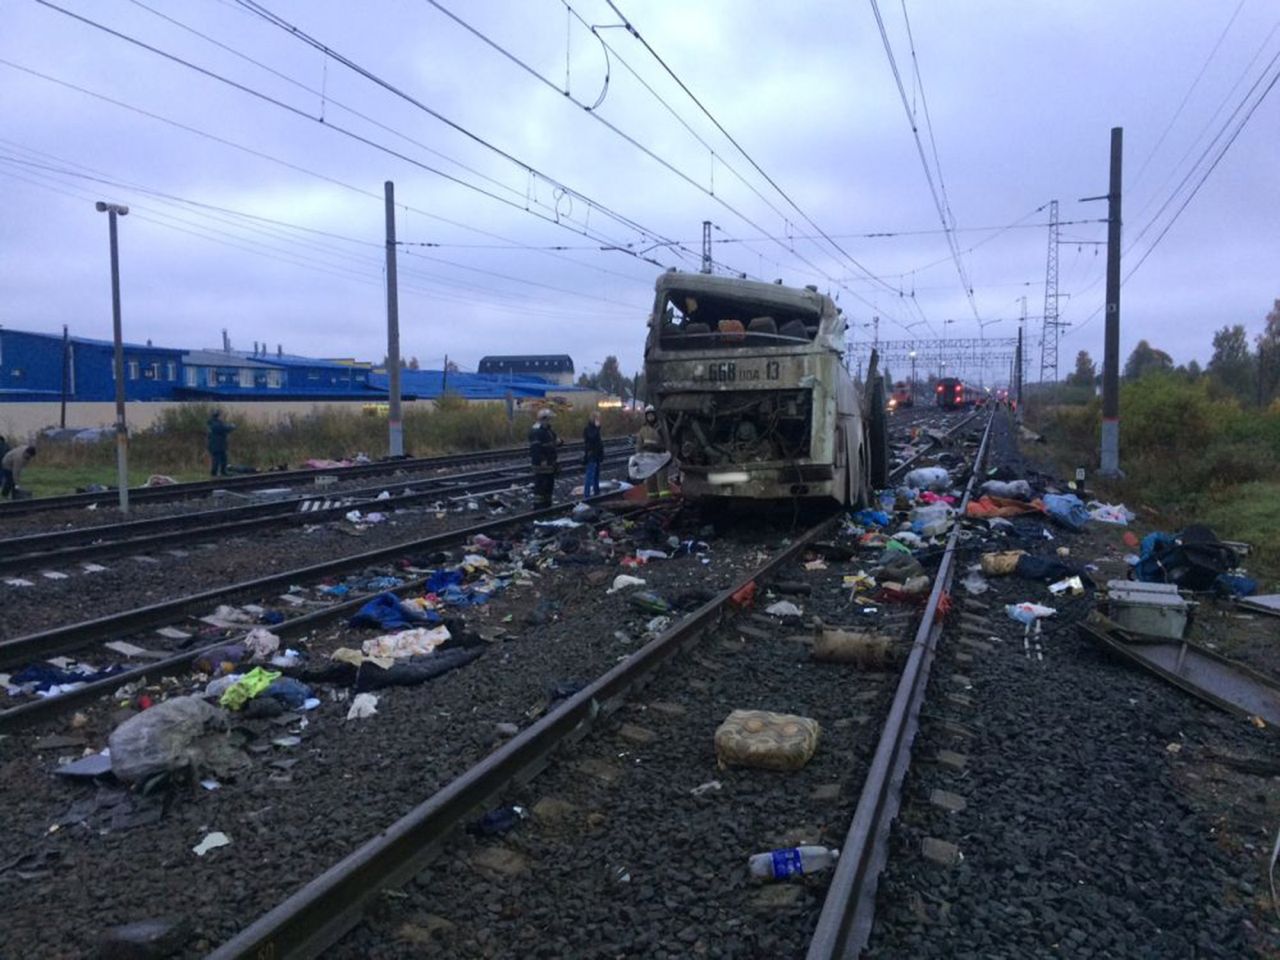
<box><xmin>384</xmin><ymin>181</ymin><xmax>404</xmax><ymax>457</ymax></box>
<box><xmin>96</xmin><ymin>201</ymin><xmax>130</xmax><ymax>514</ymax></box>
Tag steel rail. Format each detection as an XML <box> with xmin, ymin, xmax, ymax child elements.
<box><xmin>805</xmin><ymin>407</ymin><xmax>995</xmax><ymax>960</ymax></box>
<box><xmin>203</xmin><ymin>512</ymin><xmax>839</xmax><ymax>960</ymax></box>
<box><xmin>0</xmin><ymin>463</ymin><xmax>625</xmax><ymax>671</ymax></box>
<box><xmin>0</xmin><ymin>452</ymin><xmax>631</xmax><ymax>575</ymax></box>
<box><xmin>0</xmin><ymin>437</ymin><xmax>630</xmax><ymax>516</ymax></box>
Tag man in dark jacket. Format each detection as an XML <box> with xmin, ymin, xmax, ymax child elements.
<box><xmin>528</xmin><ymin>408</ymin><xmax>559</xmax><ymax>507</ymax></box>
<box><xmin>582</xmin><ymin>412</ymin><xmax>604</xmax><ymax>497</ymax></box>
<box><xmin>207</xmin><ymin>411</ymin><xmax>236</xmax><ymax>476</ymax></box>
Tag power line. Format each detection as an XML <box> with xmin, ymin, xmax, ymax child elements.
<box><xmin>868</xmin><ymin>0</ymin><xmax>977</xmax><ymax>327</ymax></box>
<box><xmin>1124</xmin><ymin>61</ymin><xmax>1280</xmax><ymax>283</ymax></box>
<box><xmin>1064</xmin><ymin>57</ymin><xmax>1278</xmax><ymax>341</ymax></box>
<box><xmin>1122</xmin><ymin>43</ymin><xmax>1280</xmax><ymax>260</ymax></box>
<box><xmin>598</xmin><ymin>0</ymin><xmax>905</xmax><ymax>307</ymax></box>
<box><xmin>222</xmin><ymin>0</ymin><xmax>722</xmax><ymax>273</ymax></box>
<box><xmin>0</xmin><ymin>149</ymin><xmax>640</xmax><ymax>316</ymax></box>
<box><xmin>1129</xmin><ymin>17</ymin><xmax>1280</xmax><ymax>229</ymax></box>
<box><xmin>0</xmin><ymin>58</ymin><xmax>653</xmax><ymax>288</ymax></box>
<box><xmin>31</xmin><ymin>0</ymin><xmax>704</xmax><ymax>275</ymax></box>
<box><xmin>1129</xmin><ymin>0</ymin><xmax>1248</xmax><ymax>191</ymax></box>
<box><xmin>123</xmin><ymin>0</ymin><xmax>527</xmax><ymax>204</ymax></box>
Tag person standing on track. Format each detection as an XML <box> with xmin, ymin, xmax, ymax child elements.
<box><xmin>582</xmin><ymin>411</ymin><xmax>604</xmax><ymax>498</ymax></box>
<box><xmin>1</xmin><ymin>444</ymin><xmax>36</xmax><ymax>499</ymax></box>
<box><xmin>207</xmin><ymin>410</ymin><xmax>236</xmax><ymax>477</ymax></box>
<box><xmin>529</xmin><ymin>408</ymin><xmax>561</xmax><ymax>508</ymax></box>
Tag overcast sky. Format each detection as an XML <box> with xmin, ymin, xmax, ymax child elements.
<box><xmin>1</xmin><ymin>0</ymin><xmax>1276</xmax><ymax>381</ymax></box>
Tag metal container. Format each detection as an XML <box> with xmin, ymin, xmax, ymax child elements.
<box><xmin>1106</xmin><ymin>580</ymin><xmax>1188</xmax><ymax>639</ymax></box>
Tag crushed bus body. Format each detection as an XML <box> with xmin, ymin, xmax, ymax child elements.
<box><xmin>643</xmin><ymin>270</ymin><xmax>880</xmax><ymax>504</ymax></box>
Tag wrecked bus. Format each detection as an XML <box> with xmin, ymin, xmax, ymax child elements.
<box><xmin>643</xmin><ymin>270</ymin><xmax>884</xmax><ymax>505</ymax></box>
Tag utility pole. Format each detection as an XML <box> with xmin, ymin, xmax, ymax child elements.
<box><xmin>1015</xmin><ymin>325</ymin><xmax>1023</xmax><ymax>411</ymax></box>
<box><xmin>700</xmin><ymin>220</ymin><xmax>712</xmax><ymax>274</ymax></box>
<box><xmin>442</xmin><ymin>353</ymin><xmax>449</xmax><ymax>395</ymax></box>
<box><xmin>384</xmin><ymin>181</ymin><xmax>404</xmax><ymax>457</ymax></box>
<box><xmin>95</xmin><ymin>201</ymin><xmax>130</xmax><ymax>514</ymax></box>
<box><xmin>59</xmin><ymin>324</ymin><xmax>69</xmax><ymax>429</ymax></box>
<box><xmin>1099</xmin><ymin>129</ymin><xmax>1123</xmax><ymax>475</ymax></box>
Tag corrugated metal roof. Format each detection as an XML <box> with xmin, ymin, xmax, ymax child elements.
<box><xmin>2</xmin><ymin>328</ymin><xmax>185</xmax><ymax>354</ymax></box>
<box><xmin>370</xmin><ymin>370</ymin><xmax>548</xmax><ymax>400</ymax></box>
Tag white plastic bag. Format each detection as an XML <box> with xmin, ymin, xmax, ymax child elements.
<box><xmin>903</xmin><ymin>467</ymin><xmax>951</xmax><ymax>491</ymax></box>
<box><xmin>108</xmin><ymin>696</ymin><xmax>227</xmax><ymax>783</ymax></box>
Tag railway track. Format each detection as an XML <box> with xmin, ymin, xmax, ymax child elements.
<box><xmin>201</xmin><ymin>409</ymin><xmax>993</xmax><ymax>959</ymax></box>
<box><xmin>0</xmin><ymin>449</ymin><xmax>633</xmax><ymax>576</ymax></box>
<box><xmin>0</xmin><ymin>453</ymin><xmax>641</xmax><ymax>719</ymax></box>
<box><xmin>0</xmin><ymin>407</ymin><xmax>988</xmax><ymax>960</ymax></box>
<box><xmin>0</xmin><ymin>437</ymin><xmax>630</xmax><ymax>519</ymax></box>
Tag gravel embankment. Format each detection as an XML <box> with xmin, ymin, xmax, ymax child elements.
<box><xmin>0</xmin><ymin>501</ymin><xmax>815</xmax><ymax>960</ymax></box>
<box><xmin>0</xmin><ymin>468</ymin><xmax>611</xmax><ymax>641</ymax></box>
<box><xmin>864</xmin><ymin>412</ymin><xmax>1280</xmax><ymax>959</ymax></box>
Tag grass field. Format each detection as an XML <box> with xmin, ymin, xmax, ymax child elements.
<box><xmin>13</xmin><ymin>465</ymin><xmax>209</xmax><ymax>499</ymax></box>
<box><xmin>7</xmin><ymin>401</ymin><xmax>639</xmax><ymax>500</ymax></box>
<box><xmin>1198</xmin><ymin>481</ymin><xmax>1280</xmax><ymax>575</ymax></box>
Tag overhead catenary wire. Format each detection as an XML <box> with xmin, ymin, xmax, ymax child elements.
<box><xmin>251</xmin><ymin>0</ymin><xmax>911</xmax><ymax>325</ymax></box>
<box><xmin>1129</xmin><ymin>0</ymin><xmax>1248</xmax><ymax>191</ymax></box>
<box><xmin>868</xmin><ymin>0</ymin><xmax>979</xmax><ymax>326</ymax></box>
<box><xmin>0</xmin><ymin>150</ymin><xmax>639</xmax><ymax>319</ymax></box>
<box><xmin>30</xmin><ymin>0</ymin><xmax>715</xmax><ymax>276</ymax></box>
<box><xmin>598</xmin><ymin>0</ymin><xmax>906</xmax><ymax>307</ymax></box>
<box><xmin>1063</xmin><ymin>53</ymin><xmax>1279</xmax><ymax>341</ymax></box>
<box><xmin>0</xmin><ymin>58</ymin><xmax>654</xmax><ymax>289</ymax></box>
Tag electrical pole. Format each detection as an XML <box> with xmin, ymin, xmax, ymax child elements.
<box><xmin>700</xmin><ymin>220</ymin><xmax>712</xmax><ymax>274</ymax></box>
<box><xmin>1015</xmin><ymin>325</ymin><xmax>1023</xmax><ymax>411</ymax></box>
<box><xmin>1100</xmin><ymin>128</ymin><xmax>1123</xmax><ymax>476</ymax></box>
<box><xmin>384</xmin><ymin>181</ymin><xmax>404</xmax><ymax>457</ymax></box>
<box><xmin>60</xmin><ymin>324</ymin><xmax>69</xmax><ymax>429</ymax></box>
<box><xmin>95</xmin><ymin>201</ymin><xmax>130</xmax><ymax>514</ymax></box>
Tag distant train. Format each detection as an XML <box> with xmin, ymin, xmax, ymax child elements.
<box><xmin>643</xmin><ymin>270</ymin><xmax>889</xmax><ymax>505</ymax></box>
<box><xmin>934</xmin><ymin>377</ymin><xmax>984</xmax><ymax>409</ymax></box>
<box><xmin>888</xmin><ymin>380</ymin><xmax>914</xmax><ymax>409</ymax></box>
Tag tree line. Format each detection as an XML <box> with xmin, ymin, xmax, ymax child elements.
<box><xmin>1066</xmin><ymin>298</ymin><xmax>1280</xmax><ymax>406</ymax></box>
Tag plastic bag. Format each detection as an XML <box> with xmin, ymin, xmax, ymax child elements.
<box><xmin>1043</xmin><ymin>493</ymin><xmax>1090</xmax><ymax>531</ymax></box>
<box><xmin>1005</xmin><ymin>602</ymin><xmax>1057</xmax><ymax>625</ymax></box>
<box><xmin>981</xmin><ymin>479</ymin><xmax>1033</xmax><ymax>500</ymax></box>
<box><xmin>108</xmin><ymin>696</ymin><xmax>227</xmax><ymax>783</ymax></box>
<box><xmin>903</xmin><ymin>467</ymin><xmax>951</xmax><ymax>491</ymax></box>
<box><xmin>1087</xmin><ymin>501</ymin><xmax>1135</xmax><ymax>525</ymax></box>
<box><xmin>910</xmin><ymin>502</ymin><xmax>954</xmax><ymax>537</ymax></box>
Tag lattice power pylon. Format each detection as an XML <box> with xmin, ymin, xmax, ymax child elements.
<box><xmin>1039</xmin><ymin>199</ymin><xmax>1064</xmax><ymax>382</ymax></box>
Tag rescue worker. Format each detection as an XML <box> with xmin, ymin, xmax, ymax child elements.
<box><xmin>207</xmin><ymin>410</ymin><xmax>236</xmax><ymax>477</ymax></box>
<box><xmin>528</xmin><ymin>408</ymin><xmax>560</xmax><ymax>507</ymax></box>
<box><xmin>636</xmin><ymin>404</ymin><xmax>669</xmax><ymax>498</ymax></box>
<box><xmin>582</xmin><ymin>411</ymin><xmax>604</xmax><ymax>497</ymax></box>
<box><xmin>1</xmin><ymin>444</ymin><xmax>36</xmax><ymax>499</ymax></box>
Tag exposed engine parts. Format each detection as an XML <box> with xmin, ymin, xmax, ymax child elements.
<box><xmin>661</xmin><ymin>390</ymin><xmax>812</xmax><ymax>466</ymax></box>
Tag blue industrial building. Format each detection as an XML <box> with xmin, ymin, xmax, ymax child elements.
<box><xmin>176</xmin><ymin>349</ymin><xmax>384</xmax><ymax>401</ymax></box>
<box><xmin>0</xmin><ymin>328</ymin><xmax>184</xmax><ymax>402</ymax></box>
<box><xmin>0</xmin><ymin>326</ymin><xmax>587</xmax><ymax>405</ymax></box>
<box><xmin>370</xmin><ymin>369</ymin><xmax>558</xmax><ymax>401</ymax></box>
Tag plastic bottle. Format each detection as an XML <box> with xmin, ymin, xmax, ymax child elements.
<box><xmin>748</xmin><ymin>845</ymin><xmax>840</xmax><ymax>880</ymax></box>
